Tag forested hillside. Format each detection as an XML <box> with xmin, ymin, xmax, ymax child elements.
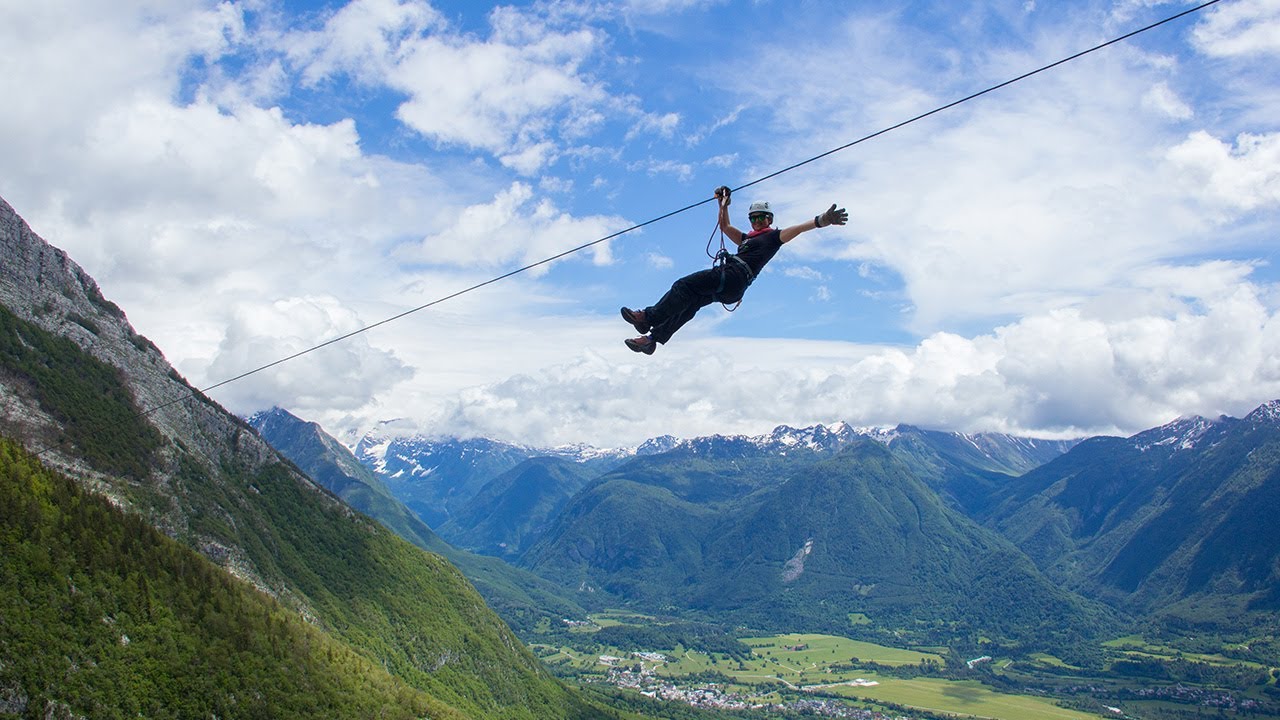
<box><xmin>984</xmin><ymin>408</ymin><xmax>1280</xmax><ymax>632</ymax></box>
<box><xmin>520</xmin><ymin>439</ymin><xmax>1116</xmax><ymax>661</ymax></box>
<box><xmin>0</xmin><ymin>437</ymin><xmax>457</xmax><ymax>719</ymax></box>
<box><xmin>247</xmin><ymin>407</ymin><xmax>590</xmax><ymax>635</ymax></box>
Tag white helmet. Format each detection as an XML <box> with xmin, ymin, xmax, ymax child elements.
<box><xmin>748</xmin><ymin>201</ymin><xmax>772</xmax><ymax>217</ymax></box>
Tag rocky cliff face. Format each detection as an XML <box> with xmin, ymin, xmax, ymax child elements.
<box><xmin>0</xmin><ymin>194</ymin><xmax>322</xmax><ymax>593</ymax></box>
<box><xmin>0</xmin><ymin>198</ymin><xmax>259</xmax><ymax>439</ymax></box>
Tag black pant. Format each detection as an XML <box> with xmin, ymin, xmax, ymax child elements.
<box><xmin>645</xmin><ymin>265</ymin><xmax>750</xmax><ymax>344</ymax></box>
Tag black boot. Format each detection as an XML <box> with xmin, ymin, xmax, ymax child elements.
<box><xmin>621</xmin><ymin>307</ymin><xmax>651</xmax><ymax>334</ymax></box>
<box><xmin>624</xmin><ymin>336</ymin><xmax>656</xmax><ymax>355</ymax></box>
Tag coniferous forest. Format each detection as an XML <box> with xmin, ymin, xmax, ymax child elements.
<box><xmin>0</xmin><ymin>437</ymin><xmax>455</xmax><ymax>720</ymax></box>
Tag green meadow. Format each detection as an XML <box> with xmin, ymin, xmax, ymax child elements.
<box><xmin>821</xmin><ymin>676</ymin><xmax>1100</xmax><ymax>720</ymax></box>
<box><xmin>739</xmin><ymin>633</ymin><xmax>943</xmax><ymax>667</ymax></box>
<box><xmin>542</xmin><ymin>624</ymin><xmax>1102</xmax><ymax>720</ymax></box>
<box><xmin>1102</xmin><ymin>635</ymin><xmax>1271</xmax><ymax>670</ymax></box>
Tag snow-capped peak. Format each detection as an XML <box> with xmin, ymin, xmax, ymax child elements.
<box><xmin>1246</xmin><ymin>399</ymin><xmax>1280</xmax><ymax>425</ymax></box>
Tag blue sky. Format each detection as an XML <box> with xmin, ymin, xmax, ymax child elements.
<box><xmin>2</xmin><ymin>0</ymin><xmax>1278</xmax><ymax>448</ymax></box>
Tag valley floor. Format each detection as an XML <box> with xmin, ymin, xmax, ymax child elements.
<box><xmin>531</xmin><ymin>617</ymin><xmax>1280</xmax><ymax>720</ymax></box>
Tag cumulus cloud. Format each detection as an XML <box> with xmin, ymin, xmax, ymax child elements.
<box><xmin>721</xmin><ymin>6</ymin><xmax>1278</xmax><ymax>340</ymax></box>
<box><xmin>500</xmin><ymin>141</ymin><xmax>559</xmax><ymax>176</ymax></box>
<box><xmin>284</xmin><ymin>0</ymin><xmax>446</xmax><ymax>84</ymax></box>
<box><xmin>390</xmin><ymin>32</ymin><xmax>602</xmax><ymax>154</ymax></box>
<box><xmin>0</xmin><ymin>2</ymin><xmax>243</xmax><ymax>189</ymax></box>
<box><xmin>205</xmin><ymin>296</ymin><xmax>413</xmax><ymax>415</ymax></box>
<box><xmin>1166</xmin><ymin>131</ymin><xmax>1280</xmax><ymax>212</ymax></box>
<box><xmin>274</xmin><ymin>2</ymin><xmax>690</xmax><ymax>175</ymax></box>
<box><xmin>1192</xmin><ymin>0</ymin><xmax>1280</xmax><ymax>57</ymax></box>
<box><xmin>405</xmin><ymin>182</ymin><xmax>627</xmax><ymax>271</ymax></box>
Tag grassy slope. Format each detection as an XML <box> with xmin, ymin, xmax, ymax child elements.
<box><xmin>0</xmin><ymin>437</ymin><xmax>464</xmax><ymax>720</ymax></box>
<box><xmin>250</xmin><ymin>411</ymin><xmax>589</xmax><ymax>636</ymax></box>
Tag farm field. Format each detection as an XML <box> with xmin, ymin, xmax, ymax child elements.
<box><xmin>739</xmin><ymin>633</ymin><xmax>944</xmax><ymax>667</ymax></box>
<box><xmin>539</xmin><ymin>624</ymin><xmax>1102</xmax><ymax>720</ymax></box>
<box><xmin>820</xmin><ymin>676</ymin><xmax>1100</xmax><ymax>720</ymax></box>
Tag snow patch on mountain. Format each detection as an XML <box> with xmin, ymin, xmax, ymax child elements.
<box><xmin>637</xmin><ymin>435</ymin><xmax>681</xmax><ymax>455</ymax></box>
<box><xmin>361</xmin><ymin>437</ymin><xmax>394</xmax><ymax>474</ymax></box>
<box><xmin>348</xmin><ymin>420</ymin><xmax>1073</xmax><ymax>469</ymax></box>
<box><xmin>1132</xmin><ymin>414</ymin><xmax>1229</xmax><ymax>453</ymax></box>
<box><xmin>1246</xmin><ymin>399</ymin><xmax>1280</xmax><ymax>424</ymax></box>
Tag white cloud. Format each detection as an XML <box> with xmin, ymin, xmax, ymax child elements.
<box><xmin>717</xmin><ymin>7</ymin><xmax>1277</xmax><ymax>340</ymax></box>
<box><xmin>784</xmin><ymin>266</ymin><xmax>828</xmax><ymax>283</ymax></box>
<box><xmin>1166</xmin><ymin>131</ymin><xmax>1280</xmax><ymax>212</ymax></box>
<box><xmin>205</xmin><ymin>296</ymin><xmax>413</xmax><ymax>415</ymax></box>
<box><xmin>625</xmin><ymin>111</ymin><xmax>681</xmax><ymax>141</ymax></box>
<box><xmin>616</xmin><ymin>0</ymin><xmax>725</xmax><ymax>15</ymax></box>
<box><xmin>645</xmin><ymin>252</ymin><xmax>675</xmax><ymax>270</ymax></box>
<box><xmin>277</xmin><ymin>1</ymin><xmax>647</xmax><ymax>173</ymax></box>
<box><xmin>390</xmin><ymin>33</ymin><xmax>601</xmax><ymax>151</ymax></box>
<box><xmin>1142</xmin><ymin>81</ymin><xmax>1193</xmax><ymax>120</ymax></box>
<box><xmin>1192</xmin><ymin>0</ymin><xmax>1280</xmax><ymax>57</ymax></box>
<box><xmin>285</xmin><ymin>0</ymin><xmax>445</xmax><ymax>84</ymax></box>
<box><xmin>630</xmin><ymin>159</ymin><xmax>695</xmax><ymax>181</ymax></box>
<box><xmin>0</xmin><ymin>1</ymin><xmax>243</xmax><ymax>178</ymax></box>
<box><xmin>499</xmin><ymin>141</ymin><xmax>559</xmax><ymax>175</ymax></box>
<box><xmin>405</xmin><ymin>182</ymin><xmax>625</xmax><ymax>271</ymax></box>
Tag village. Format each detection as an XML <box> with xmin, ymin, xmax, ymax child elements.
<box><xmin>594</xmin><ymin>651</ymin><xmax>912</xmax><ymax>719</ymax></box>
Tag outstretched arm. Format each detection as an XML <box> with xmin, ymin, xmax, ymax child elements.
<box><xmin>715</xmin><ymin>186</ymin><xmax>746</xmax><ymax>245</ymax></box>
<box><xmin>779</xmin><ymin>203</ymin><xmax>848</xmax><ymax>244</ymax></box>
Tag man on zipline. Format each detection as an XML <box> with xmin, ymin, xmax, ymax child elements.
<box><xmin>621</xmin><ymin>186</ymin><xmax>848</xmax><ymax>354</ymax></box>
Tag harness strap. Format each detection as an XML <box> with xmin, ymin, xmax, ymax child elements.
<box><xmin>726</xmin><ymin>253</ymin><xmax>755</xmax><ymax>281</ymax></box>
<box><xmin>713</xmin><ymin>251</ymin><xmax>754</xmax><ymax>308</ymax></box>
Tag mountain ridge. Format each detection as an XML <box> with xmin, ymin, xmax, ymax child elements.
<box><xmin>352</xmin><ymin>420</ymin><xmax>1078</xmax><ymax>530</ymax></box>
<box><xmin>0</xmin><ymin>194</ymin><xmax>612</xmax><ymax>718</ymax></box>
<box><xmin>247</xmin><ymin>406</ymin><xmax>591</xmax><ymax>633</ymax></box>
<box><xmin>983</xmin><ymin>402</ymin><xmax>1280</xmax><ymax>630</ymax></box>
<box><xmin>517</xmin><ymin>437</ymin><xmax>1117</xmax><ymax>660</ymax></box>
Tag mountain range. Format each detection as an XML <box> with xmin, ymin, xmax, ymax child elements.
<box><xmin>484</xmin><ymin>427</ymin><xmax>1108</xmax><ymax>657</ymax></box>
<box><xmin>353</xmin><ymin>429</ymin><xmax>632</xmax><ymax>527</ymax></box>
<box><xmin>259</xmin><ymin>408</ymin><xmax>1112</xmax><ymax>656</ymax></box>
<box><xmin>354</xmin><ymin>421</ymin><xmax>1073</xmax><ymax>522</ymax></box>
<box><xmin>282</xmin><ymin>399</ymin><xmax>1280</xmax><ymax>656</ymax></box>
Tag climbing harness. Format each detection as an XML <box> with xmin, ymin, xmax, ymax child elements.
<box><xmin>705</xmin><ymin>192</ymin><xmax>754</xmax><ymax>311</ymax></box>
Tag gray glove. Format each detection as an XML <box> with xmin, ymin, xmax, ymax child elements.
<box><xmin>817</xmin><ymin>204</ymin><xmax>848</xmax><ymax>228</ymax></box>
